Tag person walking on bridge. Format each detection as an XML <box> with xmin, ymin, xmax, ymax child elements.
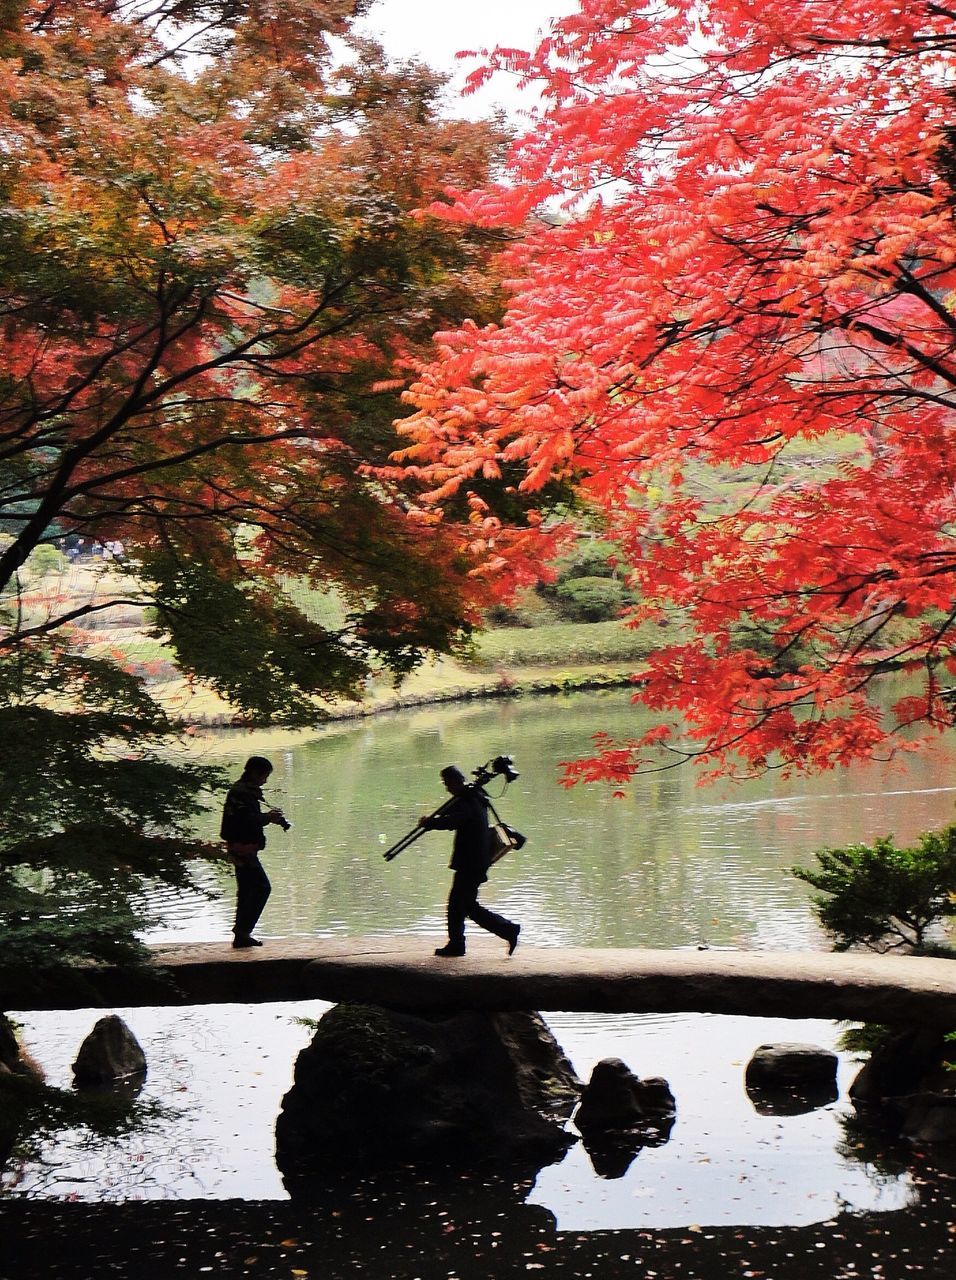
<box><xmin>419</xmin><ymin>764</ymin><xmax>520</xmax><ymax>958</ymax></box>
<box><xmin>220</xmin><ymin>755</ymin><xmax>289</xmax><ymax>949</ymax></box>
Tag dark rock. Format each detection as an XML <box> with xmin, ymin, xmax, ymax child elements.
<box><xmin>745</xmin><ymin>1042</ymin><xmax>838</xmax><ymax>1089</ymax></box>
<box><xmin>574</xmin><ymin>1058</ymin><xmax>676</xmax><ymax>1134</ymax></box>
<box><xmin>72</xmin><ymin>1015</ymin><xmax>147</xmax><ymax>1087</ymax></box>
<box><xmin>1</xmin><ymin>1014</ymin><xmax>24</xmax><ymax>1076</ymax></box>
<box><xmin>849</xmin><ymin>1027</ymin><xmax>956</xmax><ymax>1145</ymax></box>
<box><xmin>572</xmin><ymin>1059</ymin><xmax>676</xmax><ymax>1179</ymax></box>
<box><xmin>747</xmin><ymin>1080</ymin><xmax>839</xmax><ymax>1115</ymax></box>
<box><xmin>489</xmin><ymin>1009</ymin><xmax>580</xmax><ymax>1116</ymax></box>
<box><xmin>744</xmin><ymin>1043</ymin><xmax>839</xmax><ymax>1115</ymax></box>
<box><xmin>0</xmin><ymin>1014</ymin><xmax>42</xmax><ymax>1082</ymax></box>
<box><xmin>275</xmin><ymin>1004</ymin><xmax>579</xmax><ymax>1182</ymax></box>
<box><xmin>900</xmin><ymin>1094</ymin><xmax>956</xmax><ymax>1144</ymax></box>
<box><xmin>581</xmin><ymin>1110</ymin><xmax>677</xmax><ymax>1180</ymax></box>
<box><xmin>849</xmin><ymin>1028</ymin><xmax>950</xmax><ymax>1105</ymax></box>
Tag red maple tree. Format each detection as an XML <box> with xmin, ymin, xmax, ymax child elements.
<box><xmin>400</xmin><ymin>0</ymin><xmax>956</xmax><ymax>780</ymax></box>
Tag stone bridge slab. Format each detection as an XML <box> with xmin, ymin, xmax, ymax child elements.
<box><xmin>5</xmin><ymin>938</ymin><xmax>956</xmax><ymax>1024</ymax></box>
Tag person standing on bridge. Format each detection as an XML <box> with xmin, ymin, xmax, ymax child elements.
<box><xmin>419</xmin><ymin>764</ymin><xmax>521</xmax><ymax>958</ymax></box>
<box><xmin>220</xmin><ymin>755</ymin><xmax>290</xmax><ymax>949</ymax></box>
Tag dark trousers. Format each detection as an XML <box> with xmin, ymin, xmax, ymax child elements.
<box><xmin>447</xmin><ymin>871</ymin><xmax>515</xmax><ymax>947</ymax></box>
<box><xmin>234</xmin><ymin>856</ymin><xmax>271</xmax><ymax>939</ymax></box>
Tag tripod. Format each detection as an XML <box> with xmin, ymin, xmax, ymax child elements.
<box><xmin>382</xmin><ymin>794</ymin><xmax>454</xmax><ymax>861</ymax></box>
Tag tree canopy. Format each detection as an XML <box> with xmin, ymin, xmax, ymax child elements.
<box><xmin>0</xmin><ymin>0</ymin><xmax>557</xmax><ymax>982</ymax></box>
<box><xmin>0</xmin><ymin>0</ymin><xmax>548</xmax><ymax>710</ymax></box>
<box><xmin>400</xmin><ymin>0</ymin><xmax>956</xmax><ymax>781</ymax></box>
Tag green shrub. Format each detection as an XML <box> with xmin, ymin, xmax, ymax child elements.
<box><xmin>26</xmin><ymin>544</ymin><xmax>66</xmax><ymax>577</ymax></box>
<box><xmin>792</xmin><ymin>826</ymin><xmax>956</xmax><ymax>953</ymax></box>
<box><xmin>470</xmin><ymin>619</ymin><xmax>655</xmax><ymax>668</ymax></box>
<box><xmin>551</xmin><ymin>539</ymin><xmax>623</xmax><ymax>581</ymax></box>
<box><xmin>556</xmin><ymin>576</ymin><xmax>630</xmax><ymax>622</ymax></box>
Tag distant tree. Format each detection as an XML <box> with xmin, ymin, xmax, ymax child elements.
<box><xmin>792</xmin><ymin>827</ymin><xmax>956</xmax><ymax>953</ymax></box>
<box><xmin>399</xmin><ymin>0</ymin><xmax>956</xmax><ymax>782</ymax></box>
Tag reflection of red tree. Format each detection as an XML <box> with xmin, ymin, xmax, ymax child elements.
<box><xmin>401</xmin><ymin>1</ymin><xmax>956</xmax><ymax>780</ymax></box>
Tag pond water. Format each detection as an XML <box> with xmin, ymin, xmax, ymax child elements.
<box><xmin>4</xmin><ymin>690</ymin><xmax>956</xmax><ymax>1278</ymax></box>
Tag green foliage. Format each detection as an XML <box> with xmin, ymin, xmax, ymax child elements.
<box><xmin>555</xmin><ymin>576</ymin><xmax>630</xmax><ymax>622</ymax></box>
<box><xmin>551</xmin><ymin>539</ymin><xmax>623</xmax><ymax>582</ymax></box>
<box><xmin>792</xmin><ymin>826</ymin><xmax>956</xmax><ymax>953</ymax></box>
<box><xmin>469</xmin><ymin>619</ymin><xmax>658</xmax><ymax>669</ymax></box>
<box><xmin>533</xmin><ymin>535</ymin><xmax>638</xmax><ymax>623</ymax></box>
<box><xmin>0</xmin><ymin>2</ymin><xmax>516</xmax><ymax>1017</ymax></box>
<box><xmin>0</xmin><ymin>638</ymin><xmax>222</xmax><ymax>982</ymax></box>
<box><xmin>835</xmin><ymin>1023</ymin><xmax>892</xmax><ymax>1056</ymax></box>
<box><xmin>24</xmin><ymin>544</ymin><xmax>65</xmax><ymax>578</ymax></box>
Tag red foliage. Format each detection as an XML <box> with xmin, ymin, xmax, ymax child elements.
<box><xmin>401</xmin><ymin>0</ymin><xmax>956</xmax><ymax>778</ymax></box>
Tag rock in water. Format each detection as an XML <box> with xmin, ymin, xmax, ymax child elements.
<box><xmin>572</xmin><ymin>1058</ymin><xmax>677</xmax><ymax>1180</ymax></box>
<box><xmin>72</xmin><ymin>1015</ymin><xmax>147</xmax><ymax>1086</ymax></box>
<box><xmin>744</xmin><ymin>1042</ymin><xmax>839</xmax><ymax>1115</ymax></box>
<box><xmin>745</xmin><ymin>1042</ymin><xmax>838</xmax><ymax>1089</ymax></box>
<box><xmin>850</xmin><ymin>1027</ymin><xmax>956</xmax><ymax>1145</ymax></box>
<box><xmin>275</xmin><ymin>1004</ymin><xmax>580</xmax><ymax>1179</ymax></box>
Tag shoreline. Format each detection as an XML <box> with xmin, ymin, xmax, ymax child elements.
<box><xmin>167</xmin><ymin>664</ymin><xmax>644</xmax><ymax>733</ymax></box>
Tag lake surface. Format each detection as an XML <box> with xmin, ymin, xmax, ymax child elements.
<box><xmin>5</xmin><ymin>690</ymin><xmax>956</xmax><ymax>1278</ymax></box>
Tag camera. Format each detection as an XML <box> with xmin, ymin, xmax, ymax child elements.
<box><xmin>472</xmin><ymin>754</ymin><xmax>520</xmax><ymax>787</ymax></box>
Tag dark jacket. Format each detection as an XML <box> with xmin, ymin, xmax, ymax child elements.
<box><xmin>220</xmin><ymin>776</ymin><xmax>270</xmax><ymax>850</ymax></box>
<box><xmin>423</xmin><ymin>787</ymin><xmax>491</xmax><ymax>880</ymax></box>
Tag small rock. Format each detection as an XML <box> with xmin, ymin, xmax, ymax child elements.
<box><xmin>745</xmin><ymin>1042</ymin><xmax>838</xmax><ymax>1090</ymax></box>
<box><xmin>72</xmin><ymin>1015</ymin><xmax>147</xmax><ymax>1087</ymax></box>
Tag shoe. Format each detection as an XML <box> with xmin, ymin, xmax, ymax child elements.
<box><xmin>506</xmin><ymin>924</ymin><xmax>521</xmax><ymax>956</ymax></box>
<box><xmin>434</xmin><ymin>943</ymin><xmax>466</xmax><ymax>957</ymax></box>
<box><xmin>232</xmin><ymin>936</ymin><xmax>264</xmax><ymax>949</ymax></box>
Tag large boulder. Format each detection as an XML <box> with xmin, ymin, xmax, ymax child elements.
<box><xmin>0</xmin><ymin>1015</ymin><xmax>24</xmax><ymax>1077</ymax></box>
<box><xmin>1</xmin><ymin>1014</ymin><xmax>45</xmax><ymax>1174</ymax></box>
<box><xmin>72</xmin><ymin>1015</ymin><xmax>147</xmax><ymax>1087</ymax></box>
<box><xmin>849</xmin><ymin>1027</ymin><xmax>956</xmax><ymax>1145</ymax></box>
<box><xmin>275</xmin><ymin>1004</ymin><xmax>579</xmax><ymax>1182</ymax></box>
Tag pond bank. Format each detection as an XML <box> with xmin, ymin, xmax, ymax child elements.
<box><xmin>167</xmin><ymin>659</ymin><xmax>642</xmax><ymax>729</ymax></box>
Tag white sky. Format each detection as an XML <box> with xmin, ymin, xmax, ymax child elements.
<box><xmin>355</xmin><ymin>0</ymin><xmax>580</xmax><ymax>118</ymax></box>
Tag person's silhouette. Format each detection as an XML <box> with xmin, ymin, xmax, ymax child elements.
<box><xmin>419</xmin><ymin>765</ymin><xmax>520</xmax><ymax>957</ymax></box>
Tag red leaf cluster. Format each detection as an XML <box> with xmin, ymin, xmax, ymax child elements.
<box><xmin>401</xmin><ymin>0</ymin><xmax>956</xmax><ymax>779</ymax></box>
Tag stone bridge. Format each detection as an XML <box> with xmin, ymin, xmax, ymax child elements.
<box><xmin>5</xmin><ymin>938</ymin><xmax>956</xmax><ymax>1023</ymax></box>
